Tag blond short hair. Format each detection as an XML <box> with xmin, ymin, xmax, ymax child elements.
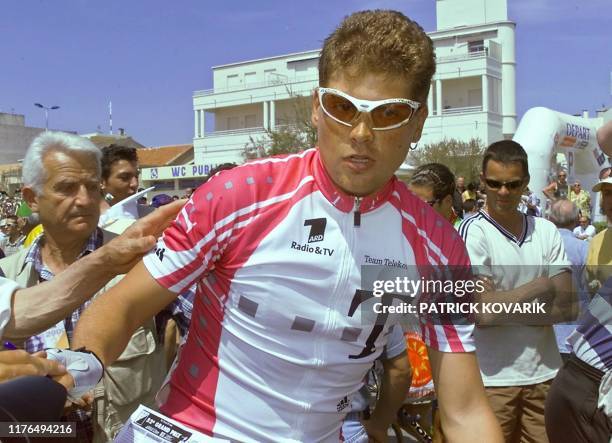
<box><xmin>318</xmin><ymin>10</ymin><xmax>436</xmax><ymax>102</ymax></box>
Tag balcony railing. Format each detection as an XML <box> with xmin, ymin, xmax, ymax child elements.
<box><xmin>436</xmin><ymin>49</ymin><xmax>498</xmax><ymax>63</ymax></box>
<box><xmin>194</xmin><ymin>75</ymin><xmax>319</xmax><ymax>97</ymax></box>
<box><xmin>441</xmin><ymin>106</ymin><xmax>483</xmax><ymax>115</ymax></box>
<box><xmin>202</xmin><ymin>126</ymin><xmax>266</xmax><ymax>138</ymax></box>
<box><xmin>201</xmin><ymin>123</ymin><xmax>305</xmax><ymax>138</ymax></box>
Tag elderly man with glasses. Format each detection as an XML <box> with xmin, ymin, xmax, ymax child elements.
<box><xmin>0</xmin><ymin>131</ymin><xmax>176</xmax><ymax>442</ymax></box>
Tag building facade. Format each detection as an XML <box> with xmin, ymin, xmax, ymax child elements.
<box><xmin>190</xmin><ymin>0</ymin><xmax>516</xmax><ymax>165</ymax></box>
<box><xmin>0</xmin><ymin>113</ymin><xmax>46</xmax><ymax>165</ymax></box>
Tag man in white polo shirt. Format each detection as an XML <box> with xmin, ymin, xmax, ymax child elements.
<box><xmin>459</xmin><ymin>140</ymin><xmax>574</xmax><ymax>442</ymax></box>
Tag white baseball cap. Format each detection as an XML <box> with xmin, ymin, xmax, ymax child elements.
<box><xmin>592</xmin><ymin>177</ymin><xmax>612</xmax><ymax>192</ymax></box>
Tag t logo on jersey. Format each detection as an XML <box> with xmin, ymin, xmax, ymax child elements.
<box><xmin>304</xmin><ymin>218</ymin><xmax>327</xmax><ymax>243</ymax></box>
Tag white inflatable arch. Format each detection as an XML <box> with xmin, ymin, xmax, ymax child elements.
<box><xmin>513</xmin><ymin>107</ymin><xmax>612</xmax><ymax>221</ymax></box>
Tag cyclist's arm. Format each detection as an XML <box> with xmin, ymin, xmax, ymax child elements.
<box><xmin>72</xmin><ymin>261</ymin><xmax>178</xmax><ymax>366</ymax></box>
<box><xmin>429</xmin><ymin>349</ymin><xmax>503</xmax><ymax>443</ymax></box>
<box><xmin>366</xmin><ymin>351</ymin><xmax>411</xmax><ymax>433</ymax></box>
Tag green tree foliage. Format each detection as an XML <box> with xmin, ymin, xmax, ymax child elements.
<box><xmin>243</xmin><ymin>93</ymin><xmax>317</xmax><ymax>160</ymax></box>
<box><xmin>409</xmin><ymin>138</ymin><xmax>485</xmax><ymax>182</ymax></box>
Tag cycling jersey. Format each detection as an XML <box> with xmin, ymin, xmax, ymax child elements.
<box><xmin>143</xmin><ymin>148</ymin><xmax>474</xmax><ymax>442</ymax></box>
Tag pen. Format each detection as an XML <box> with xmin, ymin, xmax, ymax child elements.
<box><xmin>3</xmin><ymin>341</ymin><xmax>17</xmax><ymax>350</ymax></box>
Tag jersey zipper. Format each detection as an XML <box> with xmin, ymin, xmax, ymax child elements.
<box><xmin>353</xmin><ymin>197</ymin><xmax>362</xmax><ymax>227</ymax></box>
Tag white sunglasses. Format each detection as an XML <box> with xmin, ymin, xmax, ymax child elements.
<box><xmin>318</xmin><ymin>87</ymin><xmax>420</xmax><ymax>131</ymax></box>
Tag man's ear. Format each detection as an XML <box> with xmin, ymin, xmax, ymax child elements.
<box><xmin>311</xmin><ymin>89</ymin><xmax>320</xmax><ymax>128</ymax></box>
<box><xmin>410</xmin><ymin>104</ymin><xmax>429</xmax><ymax>143</ymax></box>
<box><xmin>22</xmin><ymin>186</ymin><xmax>39</xmax><ymax>213</ymax></box>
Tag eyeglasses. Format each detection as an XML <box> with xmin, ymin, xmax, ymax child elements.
<box><xmin>484</xmin><ymin>178</ymin><xmax>525</xmax><ymax>191</ymax></box>
<box><xmin>318</xmin><ymin>87</ymin><xmax>420</xmax><ymax>131</ymax></box>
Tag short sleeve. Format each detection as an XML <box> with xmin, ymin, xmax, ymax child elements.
<box><xmin>459</xmin><ymin>218</ymin><xmax>491</xmax><ymax>277</ymax></box>
<box><xmin>382</xmin><ymin>324</ymin><xmax>407</xmax><ymax>359</ymax></box>
<box><xmin>142</xmin><ymin>176</ymin><xmax>237</xmax><ymax>294</ymax></box>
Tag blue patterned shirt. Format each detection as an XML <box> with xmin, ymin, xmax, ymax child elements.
<box><xmin>24</xmin><ymin>228</ymin><xmax>103</xmax><ymax>353</ymax></box>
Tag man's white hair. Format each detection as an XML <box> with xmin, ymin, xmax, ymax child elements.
<box><xmin>22</xmin><ymin>131</ymin><xmax>101</xmax><ymax>195</ymax></box>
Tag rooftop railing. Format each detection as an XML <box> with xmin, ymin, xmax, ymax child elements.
<box><xmin>441</xmin><ymin>105</ymin><xmax>483</xmax><ymax>115</ymax></box>
<box><xmin>436</xmin><ymin>49</ymin><xmax>500</xmax><ymax>63</ymax></box>
<box><xmin>194</xmin><ymin>75</ymin><xmax>319</xmax><ymax>97</ymax></box>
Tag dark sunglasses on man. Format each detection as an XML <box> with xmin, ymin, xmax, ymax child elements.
<box><xmin>483</xmin><ymin>178</ymin><xmax>525</xmax><ymax>191</ymax></box>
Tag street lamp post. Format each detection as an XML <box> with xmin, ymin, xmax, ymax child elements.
<box><xmin>34</xmin><ymin>103</ymin><xmax>60</xmax><ymax>131</ymax></box>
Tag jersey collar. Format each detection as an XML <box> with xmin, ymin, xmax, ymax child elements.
<box><xmin>312</xmin><ymin>148</ymin><xmax>395</xmax><ymax>214</ymax></box>
<box><xmin>479</xmin><ymin>210</ymin><xmax>529</xmax><ymax>246</ymax></box>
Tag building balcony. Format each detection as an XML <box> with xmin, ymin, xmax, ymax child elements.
<box><xmin>436</xmin><ymin>49</ymin><xmax>498</xmax><ymax>63</ymax></box>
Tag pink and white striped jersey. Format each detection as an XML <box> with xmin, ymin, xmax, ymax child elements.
<box><xmin>143</xmin><ymin>148</ymin><xmax>474</xmax><ymax>442</ymax></box>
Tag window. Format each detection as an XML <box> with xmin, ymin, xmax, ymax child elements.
<box><xmin>226</xmin><ymin>74</ymin><xmax>239</xmax><ymax>87</ymax></box>
<box><xmin>287</xmin><ymin>57</ymin><xmax>318</xmax><ymax>72</ymax></box>
<box><xmin>245</xmin><ymin>72</ymin><xmax>257</xmax><ymax>84</ymax></box>
<box><xmin>468</xmin><ymin>40</ymin><xmax>485</xmax><ymax>53</ymax></box>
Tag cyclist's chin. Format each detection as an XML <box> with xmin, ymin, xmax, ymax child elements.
<box><xmin>333</xmin><ymin>172</ymin><xmax>385</xmax><ymax>198</ymax></box>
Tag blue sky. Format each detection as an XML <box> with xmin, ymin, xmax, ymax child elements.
<box><xmin>1</xmin><ymin>0</ymin><xmax>610</xmax><ymax>146</ymax></box>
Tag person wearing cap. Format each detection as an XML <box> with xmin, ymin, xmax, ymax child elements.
<box><xmin>151</xmin><ymin>193</ymin><xmax>173</xmax><ymax>208</ymax></box>
<box><xmin>544</xmin><ymin>129</ymin><xmax>612</xmax><ymax>443</ymax></box>
<box><xmin>585</xmin><ymin>176</ymin><xmax>612</xmax><ymax>292</ymax></box>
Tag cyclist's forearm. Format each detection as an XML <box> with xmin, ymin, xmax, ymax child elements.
<box><xmin>369</xmin><ymin>352</ymin><xmax>411</xmax><ymax>426</ymax></box>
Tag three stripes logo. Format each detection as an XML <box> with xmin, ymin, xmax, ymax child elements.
<box><xmin>155</xmin><ymin>247</ymin><xmax>166</xmax><ymax>262</ymax></box>
<box><xmin>336</xmin><ymin>396</ymin><xmax>350</xmax><ymax>412</ymax></box>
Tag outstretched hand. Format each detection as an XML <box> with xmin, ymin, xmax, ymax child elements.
<box><xmin>99</xmin><ymin>199</ymin><xmax>186</xmax><ymax>274</ymax></box>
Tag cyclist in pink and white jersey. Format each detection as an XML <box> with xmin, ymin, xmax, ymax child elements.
<box><xmin>73</xmin><ymin>10</ymin><xmax>503</xmax><ymax>443</ymax></box>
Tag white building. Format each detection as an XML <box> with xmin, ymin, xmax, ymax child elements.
<box><xmin>192</xmin><ymin>51</ymin><xmax>319</xmax><ymax>165</ymax></box>
<box><xmin>191</xmin><ymin>0</ymin><xmax>516</xmax><ymax>166</ymax></box>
